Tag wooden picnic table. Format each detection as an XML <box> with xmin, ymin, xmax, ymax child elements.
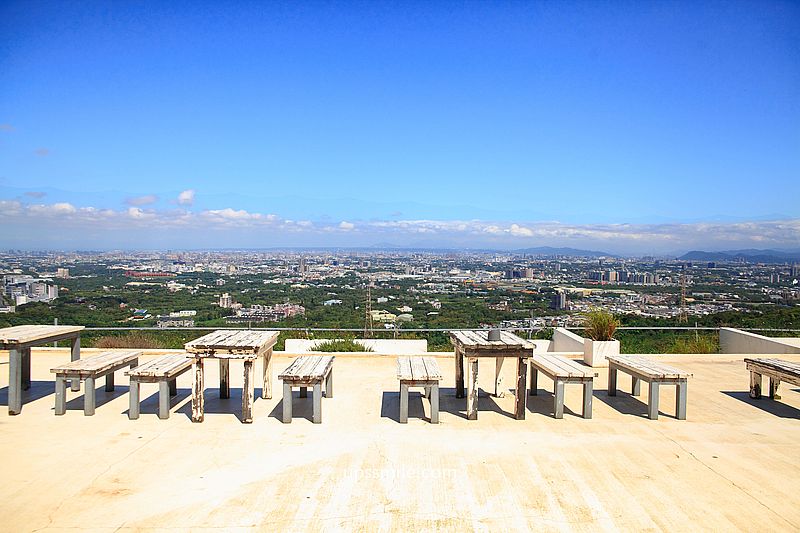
<box><xmin>185</xmin><ymin>329</ymin><xmax>279</xmax><ymax>423</ymax></box>
<box><xmin>0</xmin><ymin>325</ymin><xmax>85</xmax><ymax>415</ymax></box>
<box><xmin>450</xmin><ymin>330</ymin><xmax>533</xmax><ymax>420</ymax></box>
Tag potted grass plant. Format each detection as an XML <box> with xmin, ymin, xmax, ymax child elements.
<box><xmin>583</xmin><ymin>309</ymin><xmax>620</xmax><ymax>367</ymax></box>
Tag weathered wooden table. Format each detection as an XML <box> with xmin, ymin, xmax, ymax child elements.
<box><xmin>450</xmin><ymin>330</ymin><xmax>533</xmax><ymax>420</ymax></box>
<box><xmin>185</xmin><ymin>329</ymin><xmax>278</xmax><ymax>423</ymax></box>
<box><xmin>0</xmin><ymin>325</ymin><xmax>84</xmax><ymax>415</ymax></box>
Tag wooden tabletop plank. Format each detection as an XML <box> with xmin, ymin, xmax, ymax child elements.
<box><xmin>126</xmin><ymin>353</ymin><xmax>192</xmax><ymax>378</ymax></box>
<box><xmin>410</xmin><ymin>356</ymin><xmax>426</xmax><ymax>381</ymax></box>
<box><xmin>607</xmin><ymin>355</ymin><xmax>691</xmax><ymax>379</ymax></box>
<box><xmin>0</xmin><ymin>325</ymin><xmax>84</xmax><ymax>345</ymax></box>
<box><xmin>420</xmin><ymin>356</ymin><xmax>442</xmax><ymax>380</ymax></box>
<box><xmin>185</xmin><ymin>329</ymin><xmax>278</xmax><ymax>353</ymax></box>
<box><xmin>397</xmin><ymin>356</ymin><xmax>413</xmax><ymax>380</ymax></box>
<box><xmin>51</xmin><ymin>350</ymin><xmax>140</xmax><ymax>374</ymax></box>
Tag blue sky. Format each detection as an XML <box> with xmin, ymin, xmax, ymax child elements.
<box><xmin>1</xmin><ymin>1</ymin><xmax>798</xmax><ymax>253</ymax></box>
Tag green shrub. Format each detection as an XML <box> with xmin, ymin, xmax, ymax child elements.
<box><xmin>583</xmin><ymin>309</ymin><xmax>620</xmax><ymax>341</ymax></box>
<box><xmin>672</xmin><ymin>334</ymin><xmax>719</xmax><ymax>354</ymax></box>
<box><xmin>94</xmin><ymin>332</ymin><xmax>162</xmax><ymax>349</ymax></box>
<box><xmin>314</xmin><ymin>338</ymin><xmax>373</xmax><ymax>352</ymax></box>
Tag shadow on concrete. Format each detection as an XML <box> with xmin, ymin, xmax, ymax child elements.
<box><xmin>721</xmin><ymin>391</ymin><xmax>800</xmax><ymax>419</ymax></box>
<box><xmin>593</xmin><ymin>390</ymin><xmax>657</xmax><ymax>419</ymax></box>
<box><xmin>380</xmin><ymin>390</ymin><xmax>430</xmax><ymax>423</ymax></box>
<box><xmin>63</xmin><ymin>385</ymin><xmax>129</xmax><ymax>413</ymax></box>
<box><xmin>0</xmin><ymin>380</ymin><xmax>54</xmax><ymax>406</ymax></box>
<box><xmin>128</xmin><ymin>388</ymin><xmax>191</xmax><ymax>418</ymax></box>
<box><xmin>176</xmin><ymin>387</ymin><xmax>265</xmax><ymax>422</ymax></box>
<box><xmin>526</xmin><ymin>388</ymin><xmax>583</xmax><ymax>418</ymax></box>
<box><xmin>267</xmin><ymin>388</ymin><xmax>331</xmax><ymax>424</ymax></box>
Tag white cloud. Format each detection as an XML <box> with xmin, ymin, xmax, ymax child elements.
<box><xmin>126</xmin><ymin>194</ymin><xmax>158</xmax><ymax>206</ymax></box>
<box><xmin>177</xmin><ymin>189</ymin><xmax>195</xmax><ymax>206</ymax></box>
<box><xmin>1</xmin><ymin>196</ymin><xmax>799</xmax><ymax>253</ymax></box>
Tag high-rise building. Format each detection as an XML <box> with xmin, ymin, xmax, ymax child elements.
<box><xmin>219</xmin><ymin>293</ymin><xmax>232</xmax><ymax>308</ymax></box>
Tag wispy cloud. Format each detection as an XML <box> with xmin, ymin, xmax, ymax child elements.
<box><xmin>177</xmin><ymin>189</ymin><xmax>195</xmax><ymax>206</ymax></box>
<box><xmin>0</xmin><ymin>124</ymin><xmax>14</xmax><ymax>132</ymax></box>
<box><xmin>24</xmin><ymin>191</ymin><xmax>47</xmax><ymax>199</ymax></box>
<box><xmin>1</xmin><ymin>198</ymin><xmax>798</xmax><ymax>253</ymax></box>
<box><xmin>125</xmin><ymin>194</ymin><xmax>158</xmax><ymax>206</ymax></box>
<box><xmin>34</xmin><ymin>148</ymin><xmax>50</xmax><ymax>157</ymax></box>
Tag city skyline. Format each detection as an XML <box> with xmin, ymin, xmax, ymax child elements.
<box><xmin>1</xmin><ymin>2</ymin><xmax>798</xmax><ymax>252</ymax></box>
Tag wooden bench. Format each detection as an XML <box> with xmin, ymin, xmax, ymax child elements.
<box><xmin>279</xmin><ymin>356</ymin><xmax>334</xmax><ymax>424</ymax></box>
<box><xmin>397</xmin><ymin>356</ymin><xmax>442</xmax><ymax>424</ymax></box>
<box><xmin>51</xmin><ymin>351</ymin><xmax>140</xmax><ymax>416</ymax></box>
<box><xmin>529</xmin><ymin>354</ymin><xmax>597</xmax><ymax>419</ymax></box>
<box><xmin>607</xmin><ymin>355</ymin><xmax>691</xmax><ymax>420</ymax></box>
<box><xmin>745</xmin><ymin>358</ymin><xmax>800</xmax><ymax>401</ymax></box>
<box><xmin>125</xmin><ymin>353</ymin><xmax>193</xmax><ymax>419</ymax></box>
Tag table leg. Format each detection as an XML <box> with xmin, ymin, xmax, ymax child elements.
<box><xmin>70</xmin><ymin>336</ymin><xmax>81</xmax><ymax>392</ymax></box>
<box><xmin>466</xmin><ymin>357</ymin><xmax>478</xmax><ymax>420</ymax></box>
<box><xmin>632</xmin><ymin>376</ymin><xmax>641</xmax><ymax>396</ymax></box>
<box><xmin>84</xmin><ymin>377</ymin><xmax>96</xmax><ymax>416</ymax></box>
<box><xmin>515</xmin><ymin>357</ymin><xmax>527</xmax><ymax>420</ymax></box>
<box><xmin>399</xmin><ymin>382</ymin><xmax>408</xmax><ymax>423</ymax></box>
<box><xmin>430</xmin><ymin>383</ymin><xmax>440</xmax><ymax>424</ymax></box>
<box><xmin>608</xmin><ymin>367</ymin><xmax>618</xmax><ymax>396</ymax></box>
<box><xmin>192</xmin><ymin>358</ymin><xmax>204</xmax><ymax>423</ymax></box>
<box><xmin>530</xmin><ymin>366</ymin><xmax>539</xmax><ymax>396</ymax></box>
<box><xmin>676</xmin><ymin>381</ymin><xmax>687</xmax><ymax>420</ymax></box>
<box><xmin>55</xmin><ymin>376</ymin><xmax>67</xmax><ymax>416</ymax></box>
<box><xmin>128</xmin><ymin>379</ymin><xmax>140</xmax><ymax>420</ymax></box>
<box><xmin>648</xmin><ymin>381</ymin><xmax>659</xmax><ymax>420</ymax></box>
<box><xmin>219</xmin><ymin>359</ymin><xmax>230</xmax><ymax>399</ymax></box>
<box><xmin>158</xmin><ymin>381</ymin><xmax>170</xmax><ymax>419</ymax></box>
<box><xmin>242</xmin><ymin>360</ymin><xmax>254</xmax><ymax>424</ymax></box>
<box><xmin>749</xmin><ymin>371</ymin><xmax>762</xmax><ymax>399</ymax></box>
<box><xmin>455</xmin><ymin>346</ymin><xmax>464</xmax><ymax>398</ymax></box>
<box><xmin>262</xmin><ymin>348</ymin><xmax>273</xmax><ymax>399</ymax></box>
<box><xmin>312</xmin><ymin>382</ymin><xmax>322</xmax><ymax>424</ymax></box>
<box><xmin>282</xmin><ymin>381</ymin><xmax>292</xmax><ymax>423</ymax></box>
<box><xmin>8</xmin><ymin>348</ymin><xmax>22</xmax><ymax>415</ymax></box>
<box><xmin>21</xmin><ymin>347</ymin><xmax>31</xmax><ymax>391</ymax></box>
<box><xmin>583</xmin><ymin>381</ymin><xmax>593</xmax><ymax>419</ymax></box>
<box><xmin>495</xmin><ymin>357</ymin><xmax>505</xmax><ymax>398</ymax></box>
<box><xmin>325</xmin><ymin>369</ymin><xmax>333</xmax><ymax>398</ymax></box>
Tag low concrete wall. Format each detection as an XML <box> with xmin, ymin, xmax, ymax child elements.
<box><xmin>552</xmin><ymin>328</ymin><xmax>586</xmax><ymax>353</ymax></box>
<box><xmin>719</xmin><ymin>328</ymin><xmax>800</xmax><ymax>354</ymax></box>
<box><xmin>284</xmin><ymin>338</ymin><xmax>427</xmax><ymax>355</ymax></box>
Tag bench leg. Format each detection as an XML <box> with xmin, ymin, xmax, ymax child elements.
<box><xmin>399</xmin><ymin>382</ymin><xmax>409</xmax><ymax>423</ymax></box>
<box><xmin>84</xmin><ymin>377</ymin><xmax>96</xmax><ymax>416</ymax></box>
<box><xmin>608</xmin><ymin>367</ymin><xmax>617</xmax><ymax>396</ymax></box>
<box><xmin>242</xmin><ymin>360</ymin><xmax>254</xmax><ymax>424</ymax></box>
<box><xmin>423</xmin><ymin>386</ymin><xmax>429</xmax><ymax>399</ymax></box>
<box><xmin>632</xmin><ymin>376</ymin><xmax>641</xmax><ymax>396</ymax></box>
<box><xmin>554</xmin><ymin>380</ymin><xmax>564</xmax><ymax>419</ymax></box>
<box><xmin>21</xmin><ymin>348</ymin><xmax>31</xmax><ymax>391</ymax></box>
<box><xmin>192</xmin><ymin>358</ymin><xmax>204</xmax><ymax>423</ymax></box>
<box><xmin>430</xmin><ymin>383</ymin><xmax>439</xmax><ymax>424</ymax></box>
<box><xmin>325</xmin><ymin>370</ymin><xmax>333</xmax><ymax>398</ymax></box>
<box><xmin>676</xmin><ymin>381</ymin><xmax>687</xmax><ymax>420</ymax></box>
<box><xmin>219</xmin><ymin>359</ymin><xmax>230</xmax><ymax>399</ymax></box>
<box><xmin>9</xmin><ymin>348</ymin><xmax>22</xmax><ymax>415</ymax></box>
<box><xmin>515</xmin><ymin>357</ymin><xmax>527</xmax><ymax>420</ymax></box>
<box><xmin>70</xmin><ymin>337</ymin><xmax>81</xmax><ymax>392</ymax></box>
<box><xmin>312</xmin><ymin>382</ymin><xmax>322</xmax><ymax>424</ymax></box>
<box><xmin>583</xmin><ymin>381</ymin><xmax>593</xmax><ymax>419</ymax></box>
<box><xmin>105</xmin><ymin>371</ymin><xmax>115</xmax><ymax>392</ymax></box>
<box><xmin>455</xmin><ymin>346</ymin><xmax>464</xmax><ymax>398</ymax></box>
<box><xmin>530</xmin><ymin>366</ymin><xmax>538</xmax><ymax>396</ymax></box>
<box><xmin>299</xmin><ymin>386</ymin><xmax>307</xmax><ymax>398</ymax></box>
<box><xmin>495</xmin><ymin>357</ymin><xmax>505</xmax><ymax>398</ymax></box>
<box><xmin>262</xmin><ymin>347</ymin><xmax>272</xmax><ymax>400</ymax></box>
<box><xmin>648</xmin><ymin>381</ymin><xmax>659</xmax><ymax>420</ymax></box>
<box><xmin>129</xmin><ymin>379</ymin><xmax>140</xmax><ymax>419</ymax></box>
<box><xmin>769</xmin><ymin>377</ymin><xmax>781</xmax><ymax>400</ymax></box>
<box><xmin>749</xmin><ymin>371</ymin><xmax>762</xmax><ymax>399</ymax></box>
<box><xmin>282</xmin><ymin>382</ymin><xmax>292</xmax><ymax>423</ymax></box>
<box><xmin>158</xmin><ymin>381</ymin><xmax>170</xmax><ymax>419</ymax></box>
<box><xmin>169</xmin><ymin>378</ymin><xmax>177</xmax><ymax>396</ymax></box>
<box><xmin>466</xmin><ymin>358</ymin><xmax>478</xmax><ymax>420</ymax></box>
<box><xmin>55</xmin><ymin>376</ymin><xmax>67</xmax><ymax>416</ymax></box>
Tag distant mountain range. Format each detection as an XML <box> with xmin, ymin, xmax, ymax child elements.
<box><xmin>513</xmin><ymin>246</ymin><xmax>614</xmax><ymax>258</ymax></box>
<box><xmin>678</xmin><ymin>249</ymin><xmax>800</xmax><ymax>264</ymax></box>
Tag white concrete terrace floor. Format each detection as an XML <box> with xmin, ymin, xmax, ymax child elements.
<box><xmin>1</xmin><ymin>349</ymin><xmax>799</xmax><ymax>532</ymax></box>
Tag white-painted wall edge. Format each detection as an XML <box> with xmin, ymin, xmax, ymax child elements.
<box><xmin>284</xmin><ymin>338</ymin><xmax>427</xmax><ymax>355</ymax></box>
<box><xmin>719</xmin><ymin>328</ymin><xmax>800</xmax><ymax>354</ymax></box>
<box><xmin>552</xmin><ymin>327</ymin><xmax>586</xmax><ymax>353</ymax></box>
